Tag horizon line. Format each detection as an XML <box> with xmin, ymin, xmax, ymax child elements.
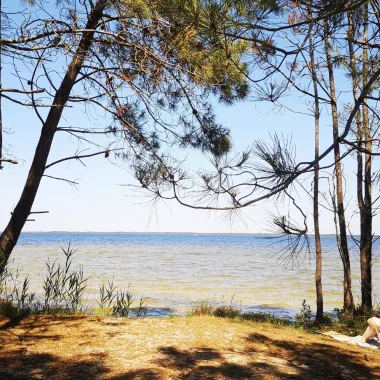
<box><xmin>19</xmin><ymin>230</ymin><xmax>344</xmax><ymax>236</ymax></box>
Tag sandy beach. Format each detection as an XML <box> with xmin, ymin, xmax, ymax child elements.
<box><xmin>1</xmin><ymin>315</ymin><xmax>379</xmax><ymax>379</ymax></box>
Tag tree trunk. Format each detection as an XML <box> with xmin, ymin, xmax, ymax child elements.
<box><xmin>360</xmin><ymin>4</ymin><xmax>373</xmax><ymax>311</ymax></box>
<box><xmin>0</xmin><ymin>0</ymin><xmax>107</xmax><ymax>273</ymax></box>
<box><xmin>309</xmin><ymin>25</ymin><xmax>323</xmax><ymax>322</ymax></box>
<box><xmin>0</xmin><ymin>65</ymin><xmax>3</xmax><ymax>170</ymax></box>
<box><xmin>0</xmin><ymin>0</ymin><xmax>3</xmax><ymax>170</ymax></box>
<box><xmin>324</xmin><ymin>21</ymin><xmax>354</xmax><ymax>312</ymax></box>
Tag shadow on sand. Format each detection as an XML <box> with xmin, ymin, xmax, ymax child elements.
<box><xmin>0</xmin><ymin>317</ymin><xmax>379</xmax><ymax>379</ymax></box>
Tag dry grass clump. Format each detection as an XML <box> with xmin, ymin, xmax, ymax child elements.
<box><xmin>1</xmin><ymin>314</ymin><xmax>379</xmax><ymax>380</ymax></box>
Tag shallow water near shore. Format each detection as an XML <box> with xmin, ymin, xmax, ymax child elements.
<box><xmin>9</xmin><ymin>232</ymin><xmax>380</xmax><ymax>319</ymax></box>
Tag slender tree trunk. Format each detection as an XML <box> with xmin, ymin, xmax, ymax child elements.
<box><xmin>324</xmin><ymin>21</ymin><xmax>354</xmax><ymax>312</ymax></box>
<box><xmin>309</xmin><ymin>26</ymin><xmax>323</xmax><ymax>322</ymax></box>
<box><xmin>0</xmin><ymin>0</ymin><xmax>3</xmax><ymax>170</ymax></box>
<box><xmin>0</xmin><ymin>0</ymin><xmax>107</xmax><ymax>272</ymax></box>
<box><xmin>348</xmin><ymin>13</ymin><xmax>372</xmax><ymax>311</ymax></box>
<box><xmin>0</xmin><ymin>67</ymin><xmax>3</xmax><ymax>170</ymax></box>
<box><xmin>361</xmin><ymin>4</ymin><xmax>373</xmax><ymax>311</ymax></box>
<box><xmin>348</xmin><ymin>9</ymin><xmax>372</xmax><ymax>311</ymax></box>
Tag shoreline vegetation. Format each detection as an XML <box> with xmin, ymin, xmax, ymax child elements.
<box><xmin>1</xmin><ymin>244</ymin><xmax>378</xmax><ymax>331</ymax></box>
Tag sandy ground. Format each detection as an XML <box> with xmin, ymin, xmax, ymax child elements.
<box><xmin>0</xmin><ymin>315</ymin><xmax>379</xmax><ymax>379</ymax></box>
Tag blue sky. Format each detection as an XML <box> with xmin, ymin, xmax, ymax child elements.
<box><xmin>1</xmin><ymin>0</ymin><xmax>377</xmax><ymax>235</ymax></box>
<box><xmin>1</xmin><ymin>88</ymin><xmax>367</xmax><ymax>234</ymax></box>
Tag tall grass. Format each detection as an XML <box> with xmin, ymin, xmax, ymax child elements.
<box><xmin>0</xmin><ymin>264</ymin><xmax>36</xmax><ymax>319</ymax></box>
<box><xmin>41</xmin><ymin>243</ymin><xmax>89</xmax><ymax>314</ymax></box>
<box><xmin>97</xmin><ymin>280</ymin><xmax>147</xmax><ymax>317</ymax></box>
<box><xmin>97</xmin><ymin>279</ymin><xmax>117</xmax><ymax>313</ymax></box>
<box><xmin>0</xmin><ymin>244</ymin><xmax>147</xmax><ymax>319</ymax></box>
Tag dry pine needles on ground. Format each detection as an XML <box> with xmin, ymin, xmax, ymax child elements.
<box><xmin>0</xmin><ymin>315</ymin><xmax>379</xmax><ymax>380</ymax></box>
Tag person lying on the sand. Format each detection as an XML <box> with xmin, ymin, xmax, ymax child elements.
<box><xmin>359</xmin><ymin>317</ymin><xmax>380</xmax><ymax>343</ymax></box>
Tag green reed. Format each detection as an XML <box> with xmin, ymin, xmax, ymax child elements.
<box><xmin>41</xmin><ymin>243</ymin><xmax>89</xmax><ymax>314</ymax></box>
<box><xmin>0</xmin><ymin>263</ymin><xmax>36</xmax><ymax>319</ymax></box>
<box><xmin>0</xmin><ymin>243</ymin><xmax>148</xmax><ymax>319</ymax></box>
<box><xmin>97</xmin><ymin>280</ymin><xmax>147</xmax><ymax>317</ymax></box>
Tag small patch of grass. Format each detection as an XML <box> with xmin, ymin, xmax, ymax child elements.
<box><xmin>189</xmin><ymin>300</ymin><xmax>290</xmax><ymax>326</ymax></box>
<box><xmin>189</xmin><ymin>301</ymin><xmax>215</xmax><ymax>316</ymax></box>
<box><xmin>240</xmin><ymin>310</ymin><xmax>291</xmax><ymax>326</ymax></box>
<box><xmin>214</xmin><ymin>305</ymin><xmax>241</xmax><ymax>319</ymax></box>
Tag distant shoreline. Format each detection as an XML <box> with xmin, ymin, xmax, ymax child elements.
<box><xmin>18</xmin><ymin>231</ymin><xmax>357</xmax><ymax>237</ymax></box>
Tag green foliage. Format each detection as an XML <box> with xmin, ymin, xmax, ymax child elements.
<box><xmin>112</xmin><ymin>287</ymin><xmax>135</xmax><ymax>317</ymax></box>
<box><xmin>0</xmin><ymin>299</ymin><xmax>21</xmax><ymax>320</ymax></box>
<box><xmin>0</xmin><ymin>245</ymin><xmax>148</xmax><ymax>319</ymax></box>
<box><xmin>331</xmin><ymin>307</ymin><xmax>370</xmax><ymax>336</ymax></box>
<box><xmin>153</xmin><ymin>0</ymin><xmax>251</xmax><ymax>103</ymax></box>
<box><xmin>98</xmin><ymin>0</ymin><xmax>255</xmax><ymax>159</ymax></box>
<box><xmin>97</xmin><ymin>280</ymin><xmax>148</xmax><ymax>317</ymax></box>
<box><xmin>293</xmin><ymin>302</ymin><xmax>334</xmax><ymax>331</ymax></box>
<box><xmin>41</xmin><ymin>244</ymin><xmax>89</xmax><ymax>314</ymax></box>
<box><xmin>120</xmin><ymin>0</ymin><xmax>153</xmax><ymax>19</ymax></box>
<box><xmin>330</xmin><ymin>304</ymin><xmax>380</xmax><ymax>336</ymax></box>
<box><xmin>334</xmin><ymin>303</ymin><xmax>380</xmax><ymax>321</ymax></box>
<box><xmin>97</xmin><ymin>279</ymin><xmax>117</xmax><ymax>313</ymax></box>
<box><xmin>136</xmin><ymin>296</ymin><xmax>148</xmax><ymax>317</ymax></box>
<box><xmin>0</xmin><ymin>263</ymin><xmax>35</xmax><ymax>319</ymax></box>
<box><xmin>213</xmin><ymin>305</ymin><xmax>241</xmax><ymax>319</ymax></box>
<box><xmin>253</xmin><ymin>134</ymin><xmax>298</xmax><ymax>188</ymax></box>
<box><xmin>0</xmin><ymin>244</ymin><xmax>89</xmax><ymax>317</ymax></box>
<box><xmin>189</xmin><ymin>299</ymin><xmax>290</xmax><ymax>326</ymax></box>
<box><xmin>190</xmin><ymin>301</ymin><xmax>215</xmax><ymax>316</ymax></box>
<box><xmin>295</xmin><ymin>300</ymin><xmax>313</xmax><ymax>329</ymax></box>
<box><xmin>320</xmin><ymin>313</ymin><xmax>333</xmax><ymax>325</ymax></box>
<box><xmin>240</xmin><ymin>310</ymin><xmax>291</xmax><ymax>326</ymax></box>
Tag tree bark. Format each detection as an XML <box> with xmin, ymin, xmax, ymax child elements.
<box><xmin>360</xmin><ymin>4</ymin><xmax>373</xmax><ymax>311</ymax></box>
<box><xmin>0</xmin><ymin>0</ymin><xmax>3</xmax><ymax>170</ymax></box>
<box><xmin>348</xmin><ymin>9</ymin><xmax>372</xmax><ymax>312</ymax></box>
<box><xmin>0</xmin><ymin>0</ymin><xmax>107</xmax><ymax>272</ymax></box>
<box><xmin>309</xmin><ymin>25</ymin><xmax>324</xmax><ymax>322</ymax></box>
<box><xmin>324</xmin><ymin>21</ymin><xmax>354</xmax><ymax>312</ymax></box>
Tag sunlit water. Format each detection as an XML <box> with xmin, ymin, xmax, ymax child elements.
<box><xmin>8</xmin><ymin>232</ymin><xmax>380</xmax><ymax>319</ymax></box>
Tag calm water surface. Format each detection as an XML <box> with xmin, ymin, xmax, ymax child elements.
<box><xmin>9</xmin><ymin>232</ymin><xmax>380</xmax><ymax>319</ymax></box>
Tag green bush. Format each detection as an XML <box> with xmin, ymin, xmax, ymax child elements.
<box><xmin>0</xmin><ymin>299</ymin><xmax>21</xmax><ymax>320</ymax></box>
<box><xmin>295</xmin><ymin>300</ymin><xmax>313</xmax><ymax>329</ymax></box>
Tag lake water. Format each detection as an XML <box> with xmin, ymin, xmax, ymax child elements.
<box><xmin>8</xmin><ymin>232</ymin><xmax>380</xmax><ymax>319</ymax></box>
